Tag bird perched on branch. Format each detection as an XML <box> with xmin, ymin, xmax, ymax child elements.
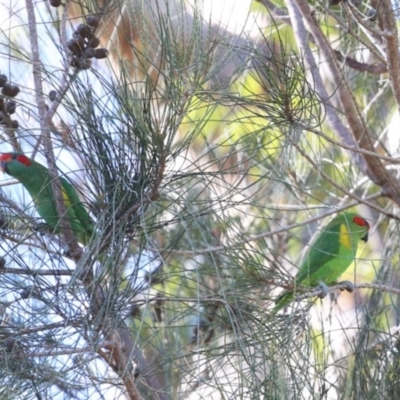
<box><xmin>0</xmin><ymin>152</ymin><xmax>94</xmax><ymax>245</ymax></box>
<box><xmin>273</xmin><ymin>212</ymin><xmax>370</xmax><ymax>313</ymax></box>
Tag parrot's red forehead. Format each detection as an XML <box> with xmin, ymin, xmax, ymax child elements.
<box><xmin>0</xmin><ymin>153</ymin><xmax>12</xmax><ymax>163</ymax></box>
<box><xmin>353</xmin><ymin>215</ymin><xmax>370</xmax><ymax>229</ymax></box>
<box><xmin>0</xmin><ymin>153</ymin><xmax>31</xmax><ymax>166</ymax></box>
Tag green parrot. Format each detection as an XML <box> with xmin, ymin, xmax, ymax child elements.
<box><xmin>0</xmin><ymin>152</ymin><xmax>94</xmax><ymax>245</ymax></box>
<box><xmin>273</xmin><ymin>212</ymin><xmax>370</xmax><ymax>313</ymax></box>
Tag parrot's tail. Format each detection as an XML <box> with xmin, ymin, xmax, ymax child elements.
<box><xmin>272</xmin><ymin>291</ymin><xmax>294</xmax><ymax>314</ymax></box>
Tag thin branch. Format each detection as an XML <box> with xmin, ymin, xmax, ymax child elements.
<box><xmin>296</xmin><ymin>122</ymin><xmax>399</xmax><ymax>162</ymax></box>
<box><xmin>13</xmin><ymin>320</ymin><xmax>84</xmax><ymax>335</ymax></box>
<box><xmin>20</xmin><ymin>347</ymin><xmax>93</xmax><ymax>359</ymax></box>
<box><xmin>377</xmin><ymin>0</ymin><xmax>400</xmax><ymax>113</ymax></box>
<box><xmin>26</xmin><ymin>0</ymin><xmax>82</xmax><ymax>261</ymax></box>
<box><xmin>333</xmin><ymin>50</ymin><xmax>387</xmax><ymax>74</ymax></box>
<box><xmin>294</xmin><ymin>281</ymin><xmax>400</xmax><ymax>302</ymax></box>
<box><xmin>0</xmin><ymin>266</ymin><xmax>74</xmax><ymax>276</ymax></box>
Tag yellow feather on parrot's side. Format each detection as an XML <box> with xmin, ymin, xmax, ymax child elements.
<box><xmin>62</xmin><ymin>187</ymin><xmax>72</xmax><ymax>208</ymax></box>
<box><xmin>338</xmin><ymin>223</ymin><xmax>352</xmax><ymax>249</ymax></box>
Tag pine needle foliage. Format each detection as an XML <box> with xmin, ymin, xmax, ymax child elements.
<box><xmin>0</xmin><ymin>0</ymin><xmax>398</xmax><ymax>398</ymax></box>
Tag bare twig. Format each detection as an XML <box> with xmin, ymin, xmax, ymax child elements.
<box><xmin>377</xmin><ymin>0</ymin><xmax>400</xmax><ymax>113</ymax></box>
<box><xmin>25</xmin><ymin>0</ymin><xmax>82</xmax><ymax>261</ymax></box>
<box><xmin>296</xmin><ymin>122</ymin><xmax>398</xmax><ymax>162</ymax></box>
<box><xmin>333</xmin><ymin>50</ymin><xmax>387</xmax><ymax>74</ymax></box>
<box><xmin>0</xmin><ymin>267</ymin><xmax>74</xmax><ymax>276</ymax></box>
<box><xmin>294</xmin><ymin>281</ymin><xmax>400</xmax><ymax>302</ymax></box>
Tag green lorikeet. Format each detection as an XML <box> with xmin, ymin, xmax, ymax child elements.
<box><xmin>274</xmin><ymin>212</ymin><xmax>369</xmax><ymax>313</ymax></box>
<box><xmin>0</xmin><ymin>152</ymin><xmax>94</xmax><ymax>245</ymax></box>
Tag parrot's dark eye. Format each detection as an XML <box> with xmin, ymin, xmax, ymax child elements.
<box><xmin>0</xmin><ymin>161</ymin><xmax>9</xmax><ymax>174</ymax></box>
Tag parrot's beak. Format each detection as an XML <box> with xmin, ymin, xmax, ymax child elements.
<box><xmin>361</xmin><ymin>233</ymin><xmax>368</xmax><ymax>242</ymax></box>
<box><xmin>0</xmin><ymin>161</ymin><xmax>9</xmax><ymax>174</ymax></box>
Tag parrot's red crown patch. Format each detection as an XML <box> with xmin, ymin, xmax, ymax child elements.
<box><xmin>0</xmin><ymin>153</ymin><xmax>31</xmax><ymax>166</ymax></box>
<box><xmin>353</xmin><ymin>215</ymin><xmax>369</xmax><ymax>229</ymax></box>
<box><xmin>14</xmin><ymin>154</ymin><xmax>32</xmax><ymax>166</ymax></box>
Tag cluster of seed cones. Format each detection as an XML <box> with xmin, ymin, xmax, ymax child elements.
<box><xmin>67</xmin><ymin>17</ymin><xmax>109</xmax><ymax>70</ymax></box>
<box><xmin>1</xmin><ymin>7</ymin><xmax>110</xmax><ymax>131</ymax></box>
<box><xmin>0</xmin><ymin>75</ymin><xmax>19</xmax><ymax>129</ymax></box>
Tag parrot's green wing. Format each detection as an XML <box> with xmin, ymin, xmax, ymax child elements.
<box><xmin>30</xmin><ymin>161</ymin><xmax>94</xmax><ymax>245</ymax></box>
<box><xmin>60</xmin><ymin>176</ymin><xmax>94</xmax><ymax>244</ymax></box>
<box><xmin>19</xmin><ymin>159</ymin><xmax>94</xmax><ymax>245</ymax></box>
<box><xmin>273</xmin><ymin>221</ymin><xmax>342</xmax><ymax>313</ymax></box>
<box><xmin>294</xmin><ymin>220</ymin><xmax>341</xmax><ymax>286</ymax></box>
